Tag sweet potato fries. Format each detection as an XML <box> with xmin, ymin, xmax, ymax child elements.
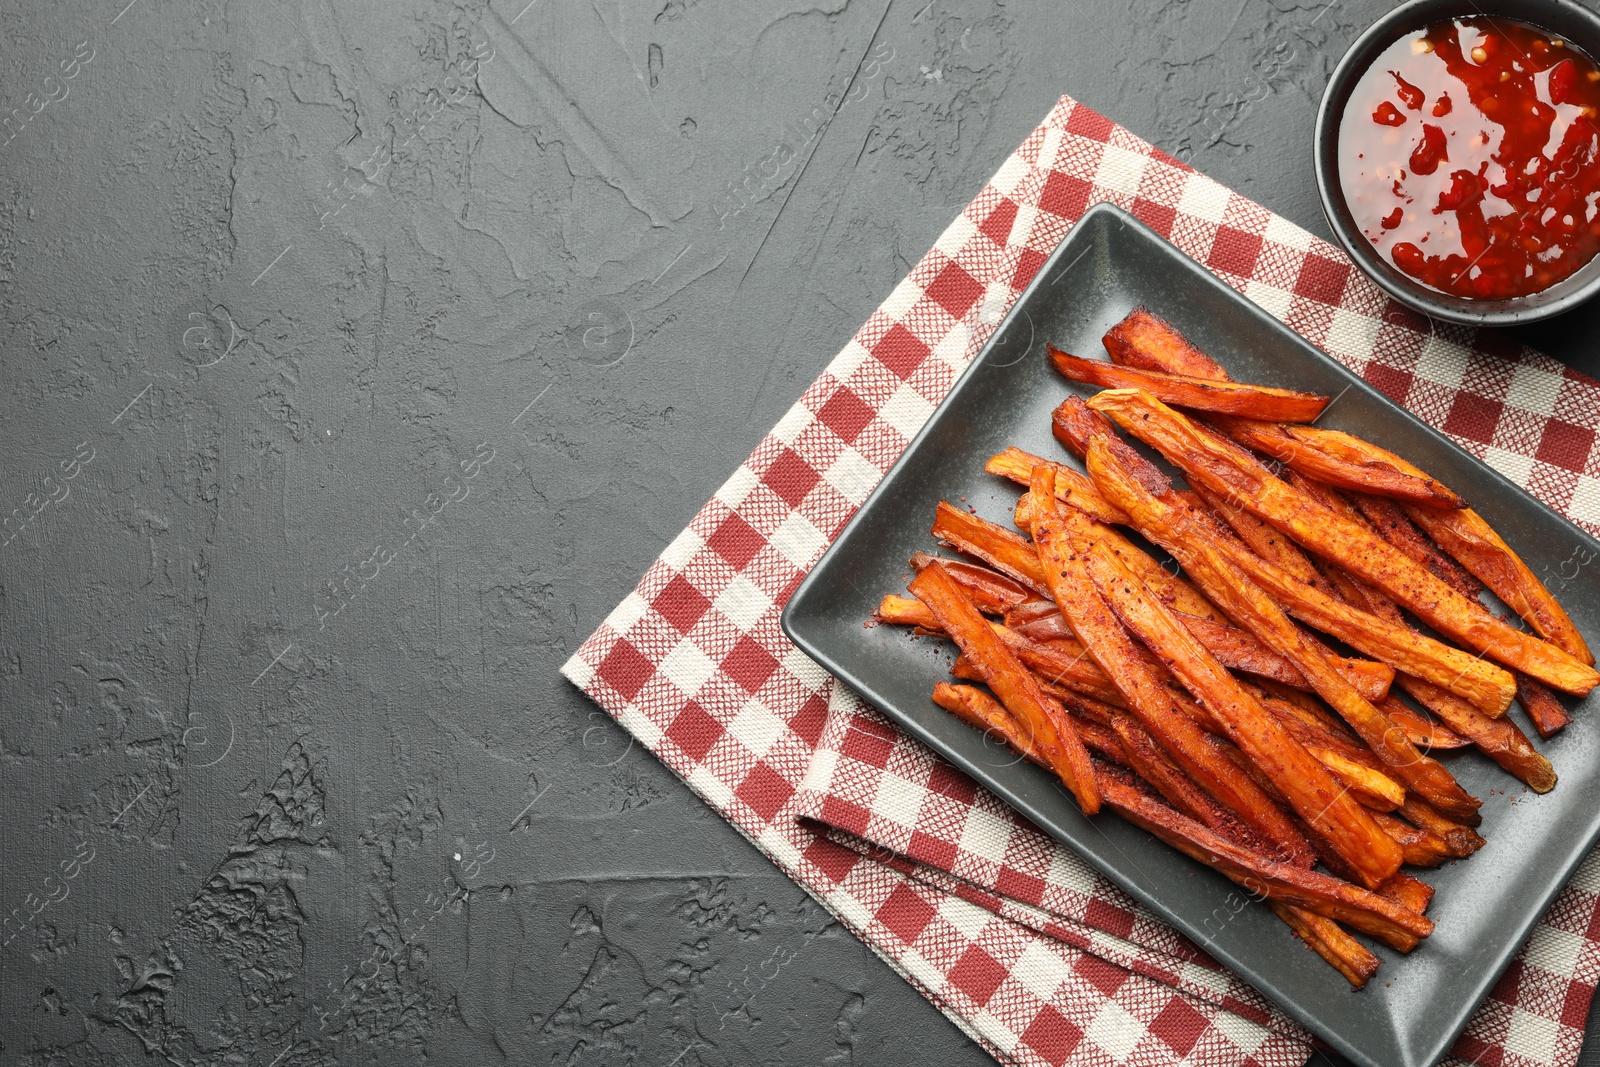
<box><xmin>871</xmin><ymin>305</ymin><xmax>1591</xmax><ymax>988</ymax></box>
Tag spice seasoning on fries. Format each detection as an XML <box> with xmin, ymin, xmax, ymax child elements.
<box><xmin>872</xmin><ymin>305</ymin><xmax>1587</xmax><ymax>987</ymax></box>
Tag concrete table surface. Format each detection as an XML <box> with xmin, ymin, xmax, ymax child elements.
<box><xmin>2</xmin><ymin>2</ymin><xmax>1595</xmax><ymax>1065</ymax></box>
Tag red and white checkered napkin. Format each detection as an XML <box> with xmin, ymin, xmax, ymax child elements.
<box><xmin>562</xmin><ymin>94</ymin><xmax>1600</xmax><ymax>1066</ymax></box>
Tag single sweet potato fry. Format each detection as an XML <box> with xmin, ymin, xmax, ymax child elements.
<box><xmin>910</xmin><ymin>562</ymin><xmax>1100</xmax><ymax>812</ymax></box>
<box><xmin>1288</xmin><ymin>426</ymin><xmax>1593</xmax><ymax>666</ymax></box>
<box><xmin>1269</xmin><ymin>901</ymin><xmax>1382</xmax><ymax>989</ymax></box>
<box><xmin>1518</xmin><ymin>674</ymin><xmax>1573</xmax><ymax>740</ymax></box>
<box><xmin>1376</xmin><ymin>871</ymin><xmax>1435</xmax><ymax>916</ymax></box>
<box><xmin>932</xmin><ymin>502</ymin><xmax>1050</xmax><ymax>596</ymax></box>
<box><xmin>1097</xmin><ymin>770</ymin><xmax>1431</xmax><ymax>951</ymax></box>
<box><xmin>1049</xmin><ymin>346</ymin><xmax>1331</xmax><ymax>422</ymax></box>
<box><xmin>1304</xmin><ymin>746</ymin><xmax>1404</xmax><ymax>811</ymax></box>
<box><xmin>1399</xmin><ymin>674</ymin><xmax>1557</xmax><ymax>792</ymax></box>
<box><xmin>1090</xmin><ymin>389</ymin><xmax>1600</xmax><ymax>696</ymax></box>
<box><xmin>985</xmin><ymin>446</ymin><xmax>1128</xmax><ymax>524</ymax></box>
<box><xmin>1033</xmin><ymin>485</ymin><xmax>1315</xmax><ymax>867</ymax></box>
<box><xmin>1399</xmin><ymin>794</ymin><xmax>1488</xmax><ymax>858</ymax></box>
<box><xmin>1078</xmin><ymin>537</ymin><xmax>1403</xmax><ymax>888</ymax></box>
<box><xmin>1102</xmin><ymin>307</ymin><xmax>1233</xmax><ymax>380</ymax></box>
<box><xmin>932</xmin><ymin>682</ymin><xmax>1046</xmax><ymax>760</ymax></box>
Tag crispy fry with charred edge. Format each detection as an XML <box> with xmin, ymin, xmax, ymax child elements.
<box><xmin>1377</xmin><ymin>871</ymin><xmax>1435</xmax><ymax>915</ymax></box>
<box><xmin>1269</xmin><ymin>901</ymin><xmax>1382</xmax><ymax>989</ymax></box>
<box><xmin>1286</xmin><ymin>425</ymin><xmax>1593</xmax><ymax>665</ymax></box>
<box><xmin>1399</xmin><ymin>674</ymin><xmax>1557</xmax><ymax>792</ymax></box>
<box><xmin>1369</xmin><ymin>811</ymin><xmax>1454</xmax><ymax>867</ymax></box>
<box><xmin>1076</xmin><ymin>539</ymin><xmax>1403</xmax><ymax>888</ymax></box>
<box><xmin>1089</xmin><ymin>389</ymin><xmax>1600</xmax><ymax>696</ymax></box>
<box><xmin>1097</xmin><ymin>769</ymin><xmax>1431</xmax><ymax>951</ymax></box>
<box><xmin>909</xmin><ymin>562</ymin><xmax>1101</xmax><ymax>813</ymax></box>
<box><xmin>1518</xmin><ymin>674</ymin><xmax>1573</xmax><ymax>739</ymax></box>
<box><xmin>1217</xmin><ymin>416</ymin><xmax>1467</xmax><ymax>509</ymax></box>
<box><xmin>1032</xmin><ymin>481</ymin><xmax>1316</xmax><ymax>866</ymax></box>
<box><xmin>1049</xmin><ymin>346</ymin><xmax>1331</xmax><ymax>422</ymax></box>
<box><xmin>1399</xmin><ymin>795</ymin><xmax>1487</xmax><ymax>858</ymax></box>
<box><xmin>1102</xmin><ymin>307</ymin><xmax>1233</xmax><ymax>380</ymax></box>
<box><xmin>1088</xmin><ymin>435</ymin><xmax>1483</xmax><ymax>823</ymax></box>
<box><xmin>986</xmin><ymin>446</ymin><xmax>1129</xmax><ymax>524</ymax></box>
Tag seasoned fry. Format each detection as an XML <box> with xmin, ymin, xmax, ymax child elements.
<box><xmin>986</xmin><ymin>446</ymin><xmax>1129</xmax><ymax>524</ymax></box>
<box><xmin>1304</xmin><ymin>746</ymin><xmax>1405</xmax><ymax>811</ymax></box>
<box><xmin>1377</xmin><ymin>871</ymin><xmax>1435</xmax><ymax>916</ymax></box>
<box><xmin>1399</xmin><ymin>674</ymin><xmax>1557</xmax><ymax>792</ymax></box>
<box><xmin>1102</xmin><ymin>307</ymin><xmax>1232</xmax><ymax>380</ymax></box>
<box><xmin>932</xmin><ymin>502</ymin><xmax>1051</xmax><ymax>596</ymax></box>
<box><xmin>1269</xmin><ymin>901</ymin><xmax>1382</xmax><ymax>989</ymax></box>
<box><xmin>909</xmin><ymin>562</ymin><xmax>1101</xmax><ymax>812</ymax></box>
<box><xmin>1090</xmin><ymin>389</ymin><xmax>1600</xmax><ymax>696</ymax></box>
<box><xmin>933</xmin><ymin>683</ymin><xmax>1047</xmax><ymax>762</ymax></box>
<box><xmin>1049</xmin><ymin>345</ymin><xmax>1331</xmax><ymax>422</ymax></box>
<box><xmin>1191</xmin><ymin>483</ymin><xmax>1340</xmax><ymax>599</ymax></box>
<box><xmin>1288</xmin><ymin>425</ymin><xmax>1593</xmax><ymax>666</ymax></box>
<box><xmin>1089</xmin><ymin>436</ymin><xmax>1482</xmax><ymax>822</ymax></box>
<box><xmin>1098</xmin><ymin>770</ymin><xmax>1431</xmax><ymax>951</ymax></box>
<box><xmin>1078</xmin><ymin>539</ymin><xmax>1403</xmax><ymax>887</ymax></box>
<box><xmin>1517</xmin><ymin>674</ymin><xmax>1573</xmax><ymax>739</ymax></box>
<box><xmin>1032</xmin><ymin>482</ymin><xmax>1316</xmax><ymax>866</ymax></box>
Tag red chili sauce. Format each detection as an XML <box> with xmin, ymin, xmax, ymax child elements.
<box><xmin>1338</xmin><ymin>17</ymin><xmax>1600</xmax><ymax>300</ymax></box>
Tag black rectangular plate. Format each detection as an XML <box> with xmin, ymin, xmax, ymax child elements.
<box><xmin>780</xmin><ymin>202</ymin><xmax>1600</xmax><ymax>1067</ymax></box>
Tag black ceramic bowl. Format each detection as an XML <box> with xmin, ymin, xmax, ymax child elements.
<box><xmin>1315</xmin><ymin>0</ymin><xmax>1600</xmax><ymax>325</ymax></box>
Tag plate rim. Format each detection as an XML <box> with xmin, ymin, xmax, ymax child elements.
<box><xmin>780</xmin><ymin>200</ymin><xmax>1600</xmax><ymax>1067</ymax></box>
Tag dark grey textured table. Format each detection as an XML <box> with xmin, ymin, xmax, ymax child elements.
<box><xmin>3</xmin><ymin>2</ymin><xmax>1597</xmax><ymax>1065</ymax></box>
